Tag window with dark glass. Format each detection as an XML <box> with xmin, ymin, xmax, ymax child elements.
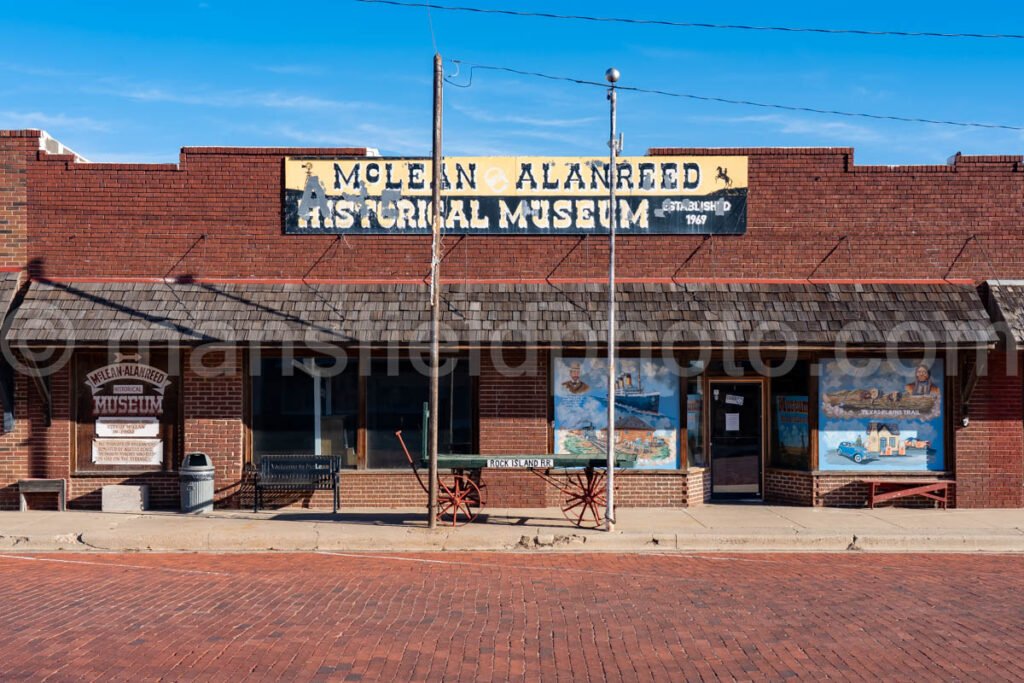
<box><xmin>685</xmin><ymin>363</ymin><xmax>706</xmax><ymax>468</ymax></box>
<box><xmin>251</xmin><ymin>357</ymin><xmax>358</xmax><ymax>466</ymax></box>
<box><xmin>769</xmin><ymin>360</ymin><xmax>811</xmax><ymax>470</ymax></box>
<box><xmin>366</xmin><ymin>358</ymin><xmax>473</xmax><ymax>469</ymax></box>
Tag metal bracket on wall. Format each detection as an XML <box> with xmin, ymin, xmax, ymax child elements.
<box><xmin>23</xmin><ymin>356</ymin><xmax>52</xmax><ymax>428</ymax></box>
<box><xmin>960</xmin><ymin>354</ymin><xmax>980</xmax><ymax>421</ymax></box>
<box><xmin>807</xmin><ymin>234</ymin><xmax>849</xmax><ymax>280</ymax></box>
<box><xmin>0</xmin><ymin>360</ymin><xmax>14</xmax><ymax>432</ymax></box>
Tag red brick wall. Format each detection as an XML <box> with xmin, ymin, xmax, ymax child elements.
<box><xmin>686</xmin><ymin>468</ymin><xmax>711</xmax><ymax>506</ymax></box>
<box><xmin>1</xmin><ymin>132</ymin><xmax>56</xmax><ymax>508</ymax></box>
<box><xmin>7</xmin><ymin>134</ymin><xmax>1024</xmax><ymax>510</ymax></box>
<box><xmin>0</xmin><ymin>375</ymin><xmax>32</xmax><ymax>509</ymax></box>
<box><xmin>478</xmin><ymin>348</ymin><xmax>549</xmax><ymax>455</ymax></box>
<box><xmin>813</xmin><ymin>473</ymin><xmax>956</xmax><ymax>509</ymax></box>
<box><xmin>241</xmin><ymin>471</ymin><xmax>551</xmax><ymax>510</ymax></box>
<box><xmin>765</xmin><ymin>469</ymin><xmax>813</xmax><ymax>506</ymax></box>
<box><xmin>184</xmin><ymin>348</ymin><xmax>244</xmax><ymax>507</ymax></box>
<box><xmin>69</xmin><ymin>474</ymin><xmax>179</xmax><ymax>510</ymax></box>
<box><xmin>0</xmin><ymin>131</ymin><xmax>35</xmax><ymax>270</ymax></box>
<box><xmin>28</xmin><ymin>363</ymin><xmax>71</xmax><ymax>481</ymax></box>
<box><xmin>21</xmin><ymin>147</ymin><xmax>1023</xmax><ymax>283</ymax></box>
<box><xmin>1</xmin><ymin>363</ymin><xmax>74</xmax><ymax>510</ymax></box>
<box><xmin>954</xmin><ymin>351</ymin><xmax>1024</xmax><ymax>507</ymax></box>
<box><xmin>614</xmin><ymin>471</ymin><xmax>687</xmax><ymax>507</ymax></box>
<box><xmin>243</xmin><ymin>469</ymin><xmax>689</xmax><ymax>511</ymax></box>
<box><xmin>8</xmin><ymin>348</ymin><xmax>246</xmax><ymax>511</ymax></box>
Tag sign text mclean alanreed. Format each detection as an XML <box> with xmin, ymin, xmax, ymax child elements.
<box><xmin>283</xmin><ymin>156</ymin><xmax>748</xmax><ymax>235</ymax></box>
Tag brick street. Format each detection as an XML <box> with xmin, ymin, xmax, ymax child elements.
<box><xmin>0</xmin><ymin>552</ymin><xmax>1022</xmax><ymax>682</ymax></box>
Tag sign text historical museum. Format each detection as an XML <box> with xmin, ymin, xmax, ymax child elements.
<box><xmin>84</xmin><ymin>361</ymin><xmax>171</xmax><ymax>467</ymax></box>
<box><xmin>284</xmin><ymin>156</ymin><xmax>747</xmax><ymax>235</ymax></box>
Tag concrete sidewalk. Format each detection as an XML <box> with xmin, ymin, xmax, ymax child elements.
<box><xmin>3</xmin><ymin>505</ymin><xmax>1024</xmax><ymax>553</ymax></box>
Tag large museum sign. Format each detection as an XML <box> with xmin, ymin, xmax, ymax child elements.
<box><xmin>284</xmin><ymin>155</ymin><xmax>747</xmax><ymax>235</ymax></box>
<box><xmin>75</xmin><ymin>352</ymin><xmax>179</xmax><ymax>473</ymax></box>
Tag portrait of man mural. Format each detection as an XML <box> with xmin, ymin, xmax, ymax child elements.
<box><xmin>905</xmin><ymin>364</ymin><xmax>941</xmax><ymax>396</ymax></box>
<box><xmin>561</xmin><ymin>361</ymin><xmax>590</xmax><ymax>395</ymax></box>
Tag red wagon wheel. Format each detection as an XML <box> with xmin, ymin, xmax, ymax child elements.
<box><xmin>437</xmin><ymin>473</ymin><xmax>483</xmax><ymax>527</ymax></box>
<box><xmin>560</xmin><ymin>467</ymin><xmax>607</xmax><ymax>529</ymax></box>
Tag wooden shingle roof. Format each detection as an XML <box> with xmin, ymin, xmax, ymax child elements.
<box><xmin>6</xmin><ymin>280</ymin><xmax>995</xmax><ymax>346</ymax></box>
<box><xmin>0</xmin><ymin>271</ymin><xmax>20</xmax><ymax>317</ymax></box>
<box><xmin>986</xmin><ymin>281</ymin><xmax>1024</xmax><ymax>344</ymax></box>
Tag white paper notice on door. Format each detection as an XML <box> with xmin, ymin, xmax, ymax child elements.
<box><xmin>725</xmin><ymin>413</ymin><xmax>740</xmax><ymax>432</ymax></box>
<box><xmin>725</xmin><ymin>394</ymin><xmax>744</xmax><ymax>406</ymax></box>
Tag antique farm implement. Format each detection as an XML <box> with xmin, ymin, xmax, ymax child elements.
<box><xmin>395</xmin><ymin>404</ymin><xmax>633</xmax><ymax>528</ymax></box>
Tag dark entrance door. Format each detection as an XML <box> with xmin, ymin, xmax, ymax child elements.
<box><xmin>709</xmin><ymin>381</ymin><xmax>763</xmax><ymax>499</ymax></box>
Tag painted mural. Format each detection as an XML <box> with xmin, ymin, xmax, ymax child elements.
<box><xmin>553</xmin><ymin>357</ymin><xmax>680</xmax><ymax>469</ymax></box>
<box><xmin>818</xmin><ymin>359</ymin><xmax>944</xmax><ymax>472</ymax></box>
<box><xmin>774</xmin><ymin>395</ymin><xmax>810</xmax><ymax>469</ymax></box>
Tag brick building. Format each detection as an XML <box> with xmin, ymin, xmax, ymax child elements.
<box><xmin>1</xmin><ymin>128</ymin><xmax>1022</xmax><ymax>512</ymax></box>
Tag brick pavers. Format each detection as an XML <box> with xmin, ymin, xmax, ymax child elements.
<box><xmin>0</xmin><ymin>552</ymin><xmax>1022</xmax><ymax>681</ymax></box>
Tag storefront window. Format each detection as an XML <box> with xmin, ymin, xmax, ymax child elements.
<box><xmin>770</xmin><ymin>361</ymin><xmax>811</xmax><ymax>470</ymax></box>
<box><xmin>818</xmin><ymin>357</ymin><xmax>945</xmax><ymax>472</ymax></box>
<box><xmin>686</xmin><ymin>371</ymin><xmax>705</xmax><ymax>468</ymax></box>
<box><xmin>251</xmin><ymin>357</ymin><xmax>358</xmax><ymax>466</ymax></box>
<box><xmin>365</xmin><ymin>358</ymin><xmax>473</xmax><ymax>469</ymax></box>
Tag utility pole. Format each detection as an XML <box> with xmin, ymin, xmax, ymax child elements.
<box><xmin>428</xmin><ymin>53</ymin><xmax>443</xmax><ymax>529</ymax></box>
<box><xmin>605</xmin><ymin>67</ymin><xmax>620</xmax><ymax>533</ymax></box>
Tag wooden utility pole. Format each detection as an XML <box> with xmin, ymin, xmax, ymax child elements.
<box><xmin>428</xmin><ymin>53</ymin><xmax>443</xmax><ymax>529</ymax></box>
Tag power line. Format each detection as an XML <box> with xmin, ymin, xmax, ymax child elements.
<box><xmin>356</xmin><ymin>0</ymin><xmax>1024</xmax><ymax>40</ymax></box>
<box><xmin>426</xmin><ymin>7</ymin><xmax>439</xmax><ymax>53</ymax></box>
<box><xmin>445</xmin><ymin>61</ymin><xmax>1024</xmax><ymax>132</ymax></box>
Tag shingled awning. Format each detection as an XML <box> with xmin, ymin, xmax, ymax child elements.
<box><xmin>0</xmin><ymin>272</ymin><xmax>23</xmax><ymax>430</ymax></box>
<box><xmin>5</xmin><ymin>280</ymin><xmax>995</xmax><ymax>347</ymax></box>
<box><xmin>0</xmin><ymin>271</ymin><xmax>21</xmax><ymax>319</ymax></box>
<box><xmin>985</xmin><ymin>281</ymin><xmax>1024</xmax><ymax>344</ymax></box>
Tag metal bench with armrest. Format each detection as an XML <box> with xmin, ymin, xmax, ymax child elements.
<box><xmin>253</xmin><ymin>455</ymin><xmax>341</xmax><ymax>513</ymax></box>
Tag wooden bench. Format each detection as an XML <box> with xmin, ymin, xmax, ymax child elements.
<box><xmin>18</xmin><ymin>479</ymin><xmax>66</xmax><ymax>511</ymax></box>
<box><xmin>253</xmin><ymin>455</ymin><xmax>341</xmax><ymax>513</ymax></box>
<box><xmin>865</xmin><ymin>479</ymin><xmax>954</xmax><ymax>509</ymax></box>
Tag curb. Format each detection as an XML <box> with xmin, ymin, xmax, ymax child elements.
<box><xmin>3</xmin><ymin>530</ymin><xmax>1024</xmax><ymax>553</ymax></box>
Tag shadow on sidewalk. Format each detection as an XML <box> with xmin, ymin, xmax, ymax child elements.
<box><xmin>247</xmin><ymin>510</ymin><xmax>586</xmax><ymax>530</ymax></box>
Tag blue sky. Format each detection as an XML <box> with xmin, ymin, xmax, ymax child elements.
<box><xmin>2</xmin><ymin>1</ymin><xmax>1022</xmax><ymax>164</ymax></box>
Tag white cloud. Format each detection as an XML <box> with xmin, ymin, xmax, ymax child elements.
<box><xmin>258</xmin><ymin>64</ymin><xmax>325</xmax><ymax>76</ymax></box>
<box><xmin>0</xmin><ymin>62</ymin><xmax>75</xmax><ymax>78</ymax></box>
<box><xmin>82</xmin><ymin>151</ymin><xmax>175</xmax><ymax>163</ymax></box>
<box><xmin>451</xmin><ymin>103</ymin><xmax>598</xmax><ymax>128</ymax></box>
<box><xmin>0</xmin><ymin>111</ymin><xmax>110</xmax><ymax>132</ymax></box>
<box><xmin>709</xmin><ymin>113</ymin><xmax>885</xmax><ymax>143</ymax></box>
<box><xmin>252</xmin><ymin>123</ymin><xmax>430</xmax><ymax>155</ymax></box>
<box><xmin>354</xmin><ymin>123</ymin><xmax>431</xmax><ymax>155</ymax></box>
<box><xmin>85</xmin><ymin>81</ymin><xmax>379</xmax><ymax>112</ymax></box>
<box><xmin>262</xmin><ymin>124</ymin><xmax>363</xmax><ymax>148</ymax></box>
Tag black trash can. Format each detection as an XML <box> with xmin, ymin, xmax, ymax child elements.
<box><xmin>180</xmin><ymin>452</ymin><xmax>215</xmax><ymax>514</ymax></box>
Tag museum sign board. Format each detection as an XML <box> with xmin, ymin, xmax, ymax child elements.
<box><xmin>284</xmin><ymin>156</ymin><xmax>748</xmax><ymax>235</ymax></box>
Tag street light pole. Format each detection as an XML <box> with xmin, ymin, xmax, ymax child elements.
<box><xmin>605</xmin><ymin>67</ymin><xmax>620</xmax><ymax>533</ymax></box>
<box><xmin>428</xmin><ymin>52</ymin><xmax>443</xmax><ymax>530</ymax></box>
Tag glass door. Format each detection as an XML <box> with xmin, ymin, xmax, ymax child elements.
<box><xmin>708</xmin><ymin>380</ymin><xmax>763</xmax><ymax>499</ymax></box>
